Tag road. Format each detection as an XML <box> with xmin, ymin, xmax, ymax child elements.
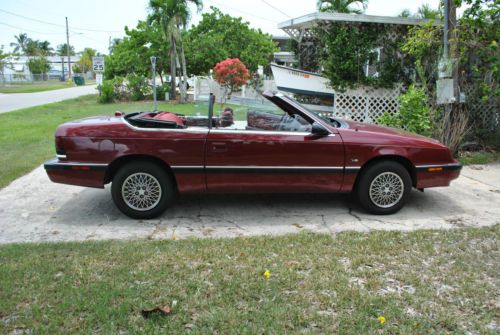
<box><xmin>0</xmin><ymin>164</ymin><xmax>499</xmax><ymax>244</ymax></box>
<box><xmin>0</xmin><ymin>85</ymin><xmax>97</xmax><ymax>113</ymax></box>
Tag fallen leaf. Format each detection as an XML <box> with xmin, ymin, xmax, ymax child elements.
<box><xmin>286</xmin><ymin>260</ymin><xmax>301</xmax><ymax>267</ymax></box>
<box><xmin>141</xmin><ymin>305</ymin><xmax>172</xmax><ymax>318</ymax></box>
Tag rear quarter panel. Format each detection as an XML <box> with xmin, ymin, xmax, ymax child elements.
<box><xmin>57</xmin><ymin>117</ymin><xmax>207</xmax><ymax>192</ymax></box>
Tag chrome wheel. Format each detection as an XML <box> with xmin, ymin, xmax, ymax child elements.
<box><xmin>369</xmin><ymin>172</ymin><xmax>404</xmax><ymax>208</ymax></box>
<box><xmin>121</xmin><ymin>172</ymin><xmax>162</xmax><ymax>211</ymax></box>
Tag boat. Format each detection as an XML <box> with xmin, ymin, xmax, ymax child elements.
<box><xmin>270</xmin><ymin>63</ymin><xmax>335</xmax><ymax>98</ymax></box>
<box><xmin>270</xmin><ymin>63</ymin><xmax>335</xmax><ymax>114</ymax></box>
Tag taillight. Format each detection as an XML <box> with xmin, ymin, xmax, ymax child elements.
<box><xmin>55</xmin><ymin>137</ymin><xmax>66</xmax><ymax>156</ymax></box>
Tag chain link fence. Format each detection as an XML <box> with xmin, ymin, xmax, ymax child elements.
<box><xmin>0</xmin><ymin>73</ymin><xmax>94</xmax><ymax>86</ymax></box>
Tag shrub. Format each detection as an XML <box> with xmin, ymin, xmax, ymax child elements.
<box><xmin>213</xmin><ymin>58</ymin><xmax>250</xmax><ymax>102</ymax></box>
<box><xmin>98</xmin><ymin>77</ymin><xmax>129</xmax><ymax>103</ymax></box>
<box><xmin>377</xmin><ymin>85</ymin><xmax>432</xmax><ymax>135</ymax></box>
<box><xmin>156</xmin><ymin>83</ymin><xmax>171</xmax><ymax>101</ymax></box>
<box><xmin>98</xmin><ymin>81</ymin><xmax>114</xmax><ymax>103</ymax></box>
<box><xmin>127</xmin><ymin>74</ymin><xmax>152</xmax><ymax>101</ymax></box>
<box><xmin>27</xmin><ymin>57</ymin><xmax>50</xmax><ymax>75</ymax></box>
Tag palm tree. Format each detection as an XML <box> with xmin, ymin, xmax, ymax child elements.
<box><xmin>56</xmin><ymin>43</ymin><xmax>75</xmax><ymax>56</ymax></box>
<box><xmin>317</xmin><ymin>0</ymin><xmax>368</xmax><ymax>14</ymax></box>
<box><xmin>149</xmin><ymin>0</ymin><xmax>202</xmax><ymax>102</ymax></box>
<box><xmin>10</xmin><ymin>33</ymin><xmax>30</xmax><ymax>54</ymax></box>
<box><xmin>417</xmin><ymin>4</ymin><xmax>443</xmax><ymax>20</ymax></box>
<box><xmin>398</xmin><ymin>9</ymin><xmax>411</xmax><ymax>18</ymax></box>
<box><xmin>37</xmin><ymin>40</ymin><xmax>54</xmax><ymax>56</ymax></box>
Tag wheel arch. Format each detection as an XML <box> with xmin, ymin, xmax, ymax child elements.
<box><xmin>353</xmin><ymin>155</ymin><xmax>417</xmax><ymax>191</ymax></box>
<box><xmin>104</xmin><ymin>155</ymin><xmax>177</xmax><ymax>190</ymax></box>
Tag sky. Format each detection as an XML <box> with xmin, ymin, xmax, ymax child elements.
<box><xmin>0</xmin><ymin>0</ymin><xmax>449</xmax><ymax>55</ymax></box>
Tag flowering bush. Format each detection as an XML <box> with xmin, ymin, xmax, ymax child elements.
<box><xmin>213</xmin><ymin>58</ymin><xmax>250</xmax><ymax>101</ymax></box>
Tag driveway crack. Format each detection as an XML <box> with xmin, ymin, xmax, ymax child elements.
<box><xmin>319</xmin><ymin>214</ymin><xmax>335</xmax><ymax>237</ymax></box>
<box><xmin>461</xmin><ymin>174</ymin><xmax>499</xmax><ymax>189</ymax></box>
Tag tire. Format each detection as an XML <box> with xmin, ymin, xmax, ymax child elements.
<box><xmin>356</xmin><ymin>161</ymin><xmax>412</xmax><ymax>215</ymax></box>
<box><xmin>111</xmin><ymin>161</ymin><xmax>175</xmax><ymax>219</ymax></box>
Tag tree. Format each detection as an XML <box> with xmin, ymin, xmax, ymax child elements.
<box><xmin>397</xmin><ymin>4</ymin><xmax>443</xmax><ymax>20</ymax></box>
<box><xmin>400</xmin><ymin>0</ymin><xmax>499</xmax><ymax>152</ymax></box>
<box><xmin>10</xmin><ymin>33</ymin><xmax>30</xmax><ymax>54</ymax></box>
<box><xmin>0</xmin><ymin>47</ymin><xmax>12</xmax><ymax>83</ymax></box>
<box><xmin>398</xmin><ymin>9</ymin><xmax>411</xmax><ymax>18</ymax></box>
<box><xmin>184</xmin><ymin>7</ymin><xmax>277</xmax><ymax>75</ymax></box>
<box><xmin>105</xmin><ymin>20</ymin><xmax>169</xmax><ymax>82</ymax></box>
<box><xmin>416</xmin><ymin>4</ymin><xmax>442</xmax><ymax>20</ymax></box>
<box><xmin>27</xmin><ymin>57</ymin><xmax>50</xmax><ymax>78</ymax></box>
<box><xmin>73</xmin><ymin>48</ymin><xmax>97</xmax><ymax>73</ymax></box>
<box><xmin>148</xmin><ymin>0</ymin><xmax>203</xmax><ymax>102</ymax></box>
<box><xmin>56</xmin><ymin>43</ymin><xmax>75</xmax><ymax>56</ymax></box>
<box><xmin>317</xmin><ymin>0</ymin><xmax>368</xmax><ymax>14</ymax></box>
<box><xmin>213</xmin><ymin>58</ymin><xmax>250</xmax><ymax>102</ymax></box>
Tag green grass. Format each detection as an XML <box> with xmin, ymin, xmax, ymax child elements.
<box><xmin>0</xmin><ymin>226</ymin><xmax>498</xmax><ymax>334</ymax></box>
<box><xmin>0</xmin><ymin>94</ymin><xmax>234</xmax><ymax>188</ymax></box>
<box><xmin>0</xmin><ymin>82</ymin><xmax>75</xmax><ymax>93</ymax></box>
<box><xmin>459</xmin><ymin>151</ymin><xmax>500</xmax><ymax>165</ymax></box>
<box><xmin>0</xmin><ymin>80</ymin><xmax>97</xmax><ymax>93</ymax></box>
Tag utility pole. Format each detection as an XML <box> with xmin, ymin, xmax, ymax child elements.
<box><xmin>448</xmin><ymin>0</ymin><xmax>459</xmax><ymax>100</ymax></box>
<box><xmin>437</xmin><ymin>0</ymin><xmax>458</xmax><ymax>105</ymax></box>
<box><xmin>65</xmin><ymin>17</ymin><xmax>72</xmax><ymax>80</ymax></box>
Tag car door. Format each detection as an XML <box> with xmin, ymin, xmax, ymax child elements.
<box><xmin>204</xmin><ymin>105</ymin><xmax>345</xmax><ymax>193</ymax></box>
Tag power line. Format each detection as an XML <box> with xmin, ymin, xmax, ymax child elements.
<box><xmin>0</xmin><ymin>8</ymin><xmax>122</xmax><ymax>33</ymax></box>
<box><xmin>260</xmin><ymin>0</ymin><xmax>292</xmax><ymax>18</ymax></box>
<box><xmin>0</xmin><ymin>22</ymin><xmax>64</xmax><ymax>35</ymax></box>
<box><xmin>73</xmin><ymin>33</ymin><xmax>105</xmax><ymax>44</ymax></box>
<box><xmin>205</xmin><ymin>0</ymin><xmax>279</xmax><ymax>24</ymax></box>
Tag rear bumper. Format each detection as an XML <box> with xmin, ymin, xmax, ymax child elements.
<box><xmin>44</xmin><ymin>158</ymin><xmax>108</xmax><ymax>188</ymax></box>
<box><xmin>415</xmin><ymin>162</ymin><xmax>462</xmax><ymax>188</ymax></box>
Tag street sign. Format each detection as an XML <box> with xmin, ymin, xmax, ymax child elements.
<box><xmin>92</xmin><ymin>57</ymin><xmax>105</xmax><ymax>72</ymax></box>
<box><xmin>96</xmin><ymin>73</ymin><xmax>103</xmax><ymax>85</ymax></box>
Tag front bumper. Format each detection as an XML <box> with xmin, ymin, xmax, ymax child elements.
<box><xmin>44</xmin><ymin>158</ymin><xmax>108</xmax><ymax>188</ymax></box>
<box><xmin>415</xmin><ymin>162</ymin><xmax>462</xmax><ymax>188</ymax></box>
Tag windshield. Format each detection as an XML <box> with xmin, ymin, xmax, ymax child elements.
<box><xmin>280</xmin><ymin>95</ymin><xmax>342</xmax><ymax>128</ymax></box>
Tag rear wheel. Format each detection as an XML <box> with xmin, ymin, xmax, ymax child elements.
<box><xmin>111</xmin><ymin>161</ymin><xmax>175</xmax><ymax>219</ymax></box>
<box><xmin>356</xmin><ymin>161</ymin><xmax>412</xmax><ymax>215</ymax></box>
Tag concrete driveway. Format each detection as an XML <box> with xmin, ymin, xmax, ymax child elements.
<box><xmin>0</xmin><ymin>85</ymin><xmax>97</xmax><ymax>113</ymax></box>
<box><xmin>0</xmin><ymin>164</ymin><xmax>499</xmax><ymax>244</ymax></box>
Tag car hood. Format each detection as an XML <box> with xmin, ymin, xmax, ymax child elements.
<box><xmin>343</xmin><ymin>120</ymin><xmax>442</xmax><ymax>144</ymax></box>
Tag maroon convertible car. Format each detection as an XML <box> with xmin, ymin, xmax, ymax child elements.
<box><xmin>45</xmin><ymin>91</ymin><xmax>461</xmax><ymax>219</ymax></box>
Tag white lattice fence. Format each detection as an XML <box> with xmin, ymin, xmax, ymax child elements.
<box><xmin>462</xmin><ymin>84</ymin><xmax>500</xmax><ymax>130</ymax></box>
<box><xmin>333</xmin><ymin>85</ymin><xmax>402</xmax><ymax>123</ymax></box>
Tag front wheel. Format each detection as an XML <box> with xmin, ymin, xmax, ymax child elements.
<box><xmin>111</xmin><ymin>161</ymin><xmax>175</xmax><ymax>219</ymax></box>
<box><xmin>356</xmin><ymin>161</ymin><xmax>412</xmax><ymax>215</ymax></box>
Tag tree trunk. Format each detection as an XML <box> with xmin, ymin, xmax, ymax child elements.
<box><xmin>178</xmin><ymin>24</ymin><xmax>188</xmax><ymax>103</ymax></box>
<box><xmin>169</xmin><ymin>32</ymin><xmax>177</xmax><ymax>101</ymax></box>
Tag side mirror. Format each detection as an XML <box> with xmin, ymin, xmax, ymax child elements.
<box><xmin>311</xmin><ymin>122</ymin><xmax>330</xmax><ymax>136</ymax></box>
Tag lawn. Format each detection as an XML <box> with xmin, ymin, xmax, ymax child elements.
<box><xmin>458</xmin><ymin>150</ymin><xmax>500</xmax><ymax>165</ymax></box>
<box><xmin>0</xmin><ymin>80</ymin><xmax>98</xmax><ymax>94</ymax></box>
<box><xmin>0</xmin><ymin>226</ymin><xmax>498</xmax><ymax>334</ymax></box>
<box><xmin>0</xmin><ymin>81</ymin><xmax>73</xmax><ymax>94</ymax></box>
<box><xmin>0</xmin><ymin>95</ymin><xmax>235</xmax><ymax>189</ymax></box>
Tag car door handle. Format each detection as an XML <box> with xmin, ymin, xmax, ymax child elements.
<box><xmin>211</xmin><ymin>142</ymin><xmax>227</xmax><ymax>152</ymax></box>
